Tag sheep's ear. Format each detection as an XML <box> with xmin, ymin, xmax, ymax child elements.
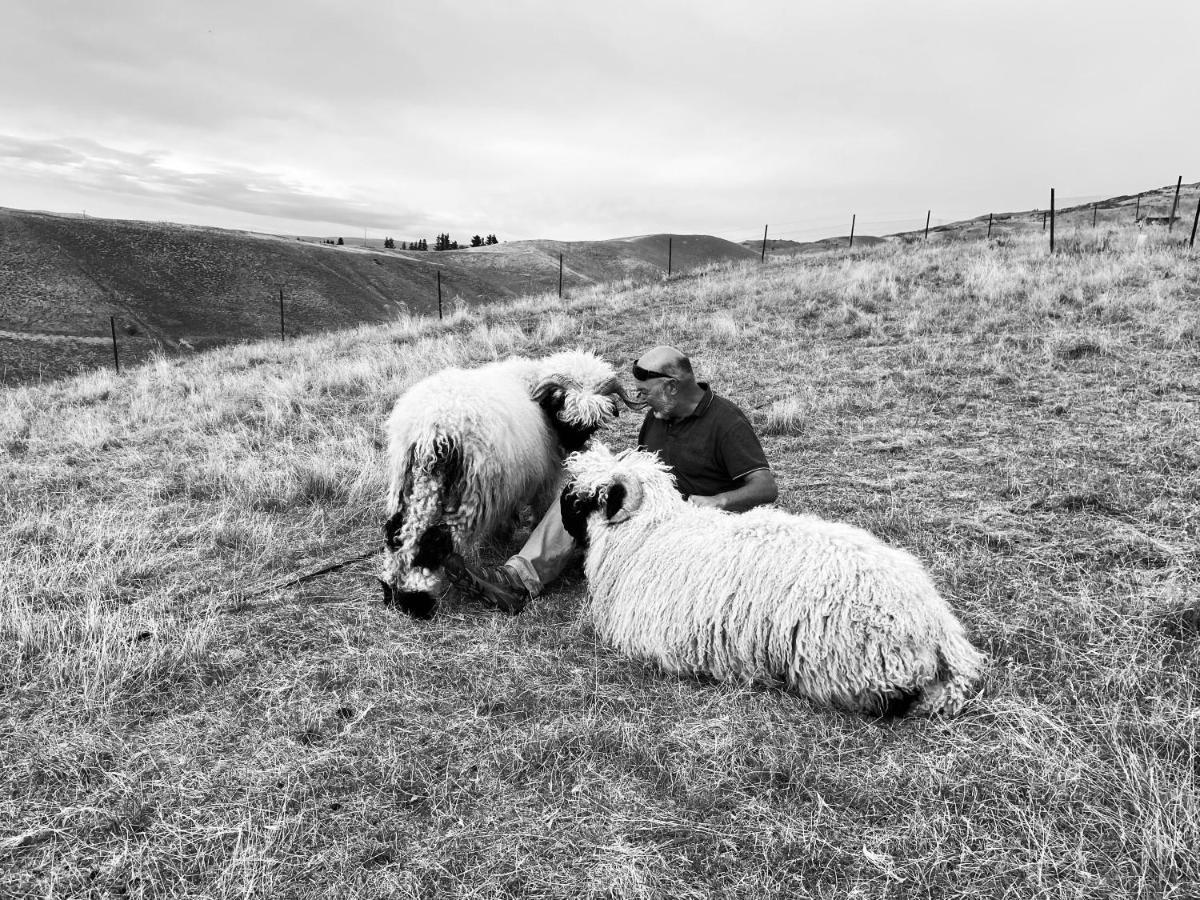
<box><xmin>604</xmin><ymin>483</ymin><xmax>628</xmax><ymax>519</ymax></box>
<box><xmin>533</xmin><ymin>382</ymin><xmax>566</xmax><ymax>416</ymax></box>
<box><xmin>605</xmin><ymin>473</ymin><xmax>644</xmax><ymax>525</ymax></box>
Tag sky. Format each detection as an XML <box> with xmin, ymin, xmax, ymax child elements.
<box><xmin>1</xmin><ymin>0</ymin><xmax>1197</xmax><ymax>244</ymax></box>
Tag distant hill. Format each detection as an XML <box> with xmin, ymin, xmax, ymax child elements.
<box><xmin>0</xmin><ymin>209</ymin><xmax>754</xmax><ymax>384</ymax></box>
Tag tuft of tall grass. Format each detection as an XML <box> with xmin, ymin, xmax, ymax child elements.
<box><xmin>760</xmin><ymin>397</ymin><xmax>808</xmax><ymax>435</ymax></box>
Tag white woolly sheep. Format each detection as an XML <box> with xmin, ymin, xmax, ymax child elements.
<box><xmin>559</xmin><ymin>444</ymin><xmax>985</xmax><ymax>716</ymax></box>
<box><xmin>379</xmin><ymin>350</ymin><xmax>636</xmax><ymax>618</ymax></box>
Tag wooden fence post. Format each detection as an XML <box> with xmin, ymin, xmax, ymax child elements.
<box><xmin>849</xmin><ymin>214</ymin><xmax>856</xmax><ymax>249</ymax></box>
<box><xmin>558</xmin><ymin>253</ymin><xmax>563</xmax><ymax>297</ymax></box>
<box><xmin>1042</xmin><ymin>211</ymin><xmax>1047</xmax><ymax>231</ymax></box>
<box><xmin>437</xmin><ymin>270</ymin><xmax>443</xmax><ymax>319</ymax></box>
<box><xmin>1092</xmin><ymin>204</ymin><xmax>1097</xmax><ymax>228</ymax></box>
<box><xmin>1135</xmin><ymin>193</ymin><xmax>1141</xmax><ymax>221</ymax></box>
<box><xmin>668</xmin><ymin>237</ymin><xmax>673</xmax><ymax>276</ymax></box>
<box><xmin>279</xmin><ymin>288</ymin><xmax>285</xmax><ymax>341</ymax></box>
<box><xmin>1190</xmin><ymin>194</ymin><xmax>1200</xmax><ymax>249</ymax></box>
<box><xmin>1050</xmin><ymin>188</ymin><xmax>1056</xmax><ymax>254</ymax></box>
<box><xmin>760</xmin><ymin>225</ymin><xmax>768</xmax><ymax>262</ymax></box>
<box><xmin>924</xmin><ymin>210</ymin><xmax>931</xmax><ymax>241</ymax></box>
<box><xmin>1169</xmin><ymin>175</ymin><xmax>1182</xmax><ymax>232</ymax></box>
<box><xmin>987</xmin><ymin>212</ymin><xmax>993</xmax><ymax>239</ymax></box>
<box><xmin>110</xmin><ymin>316</ymin><xmax>120</xmax><ymax>374</ymax></box>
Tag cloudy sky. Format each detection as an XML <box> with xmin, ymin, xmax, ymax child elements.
<box><xmin>1</xmin><ymin>1</ymin><xmax>1196</xmax><ymax>243</ymax></box>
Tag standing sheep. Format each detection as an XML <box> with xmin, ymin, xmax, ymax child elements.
<box><xmin>379</xmin><ymin>350</ymin><xmax>636</xmax><ymax>619</ymax></box>
<box><xmin>560</xmin><ymin>444</ymin><xmax>984</xmax><ymax>716</ymax></box>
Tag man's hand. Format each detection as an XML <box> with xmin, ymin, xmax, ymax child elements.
<box><xmin>688</xmin><ymin>470</ymin><xmax>778</xmax><ymax>513</ymax></box>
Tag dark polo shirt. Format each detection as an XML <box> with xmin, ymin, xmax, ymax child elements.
<box><xmin>637</xmin><ymin>383</ymin><xmax>770</xmax><ymax>498</ymax></box>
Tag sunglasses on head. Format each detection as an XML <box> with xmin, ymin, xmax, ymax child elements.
<box><xmin>632</xmin><ymin>362</ymin><xmax>673</xmax><ymax>381</ymax></box>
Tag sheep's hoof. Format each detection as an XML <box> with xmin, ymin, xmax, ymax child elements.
<box><xmin>378</xmin><ymin>579</ymin><xmax>439</xmax><ymax>620</ymax></box>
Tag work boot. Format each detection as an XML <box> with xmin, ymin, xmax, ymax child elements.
<box><xmin>443</xmin><ymin>554</ymin><xmax>531</xmax><ymax>615</ymax></box>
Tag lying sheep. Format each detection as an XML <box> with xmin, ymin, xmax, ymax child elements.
<box><xmin>379</xmin><ymin>350</ymin><xmax>636</xmax><ymax>618</ymax></box>
<box><xmin>560</xmin><ymin>444</ymin><xmax>984</xmax><ymax>716</ymax></box>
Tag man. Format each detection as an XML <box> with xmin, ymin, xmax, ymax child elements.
<box><xmin>445</xmin><ymin>345</ymin><xmax>777</xmax><ymax>611</ymax></box>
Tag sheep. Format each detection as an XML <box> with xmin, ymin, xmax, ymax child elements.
<box><xmin>378</xmin><ymin>350</ymin><xmax>637</xmax><ymax>619</ymax></box>
<box><xmin>559</xmin><ymin>444</ymin><xmax>984</xmax><ymax>716</ymax></box>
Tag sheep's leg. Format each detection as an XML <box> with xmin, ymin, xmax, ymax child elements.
<box><xmin>379</xmin><ymin>438</ymin><xmax>463</xmax><ymax>619</ymax></box>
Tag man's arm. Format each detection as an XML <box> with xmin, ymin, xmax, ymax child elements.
<box><xmin>689</xmin><ymin>468</ymin><xmax>778</xmax><ymax>513</ymax></box>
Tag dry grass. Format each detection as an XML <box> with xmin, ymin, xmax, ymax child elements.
<box><xmin>2</xmin><ymin>225</ymin><xmax>1198</xmax><ymax>897</ymax></box>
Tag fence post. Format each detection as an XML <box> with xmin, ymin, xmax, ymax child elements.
<box><xmin>849</xmin><ymin>214</ymin><xmax>856</xmax><ymax>249</ymax></box>
<box><xmin>924</xmin><ymin>210</ymin><xmax>931</xmax><ymax>241</ymax></box>
<box><xmin>667</xmin><ymin>238</ymin><xmax>673</xmax><ymax>276</ymax></box>
<box><xmin>1050</xmin><ymin>188</ymin><xmax>1055</xmax><ymax>254</ymax></box>
<box><xmin>437</xmin><ymin>270</ymin><xmax>443</xmax><ymax>319</ymax></box>
<box><xmin>760</xmin><ymin>225</ymin><xmax>768</xmax><ymax>262</ymax></box>
<box><xmin>1092</xmin><ymin>204</ymin><xmax>1097</xmax><ymax>228</ymax></box>
<box><xmin>1135</xmin><ymin>193</ymin><xmax>1141</xmax><ymax>222</ymax></box>
<box><xmin>279</xmin><ymin>288</ymin><xmax>285</xmax><ymax>341</ymax></box>
<box><xmin>558</xmin><ymin>253</ymin><xmax>563</xmax><ymax>297</ymax></box>
<box><xmin>1169</xmin><ymin>175</ymin><xmax>1182</xmax><ymax>232</ymax></box>
<box><xmin>110</xmin><ymin>316</ymin><xmax>120</xmax><ymax>373</ymax></box>
<box><xmin>1042</xmin><ymin>211</ymin><xmax>1047</xmax><ymax>231</ymax></box>
<box><xmin>1190</xmin><ymin>193</ymin><xmax>1200</xmax><ymax>248</ymax></box>
<box><xmin>987</xmin><ymin>212</ymin><xmax>993</xmax><ymax>239</ymax></box>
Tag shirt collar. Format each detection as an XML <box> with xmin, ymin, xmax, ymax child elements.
<box><xmin>674</xmin><ymin>382</ymin><xmax>713</xmax><ymax>422</ymax></box>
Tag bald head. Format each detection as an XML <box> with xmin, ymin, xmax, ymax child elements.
<box><xmin>631</xmin><ymin>345</ymin><xmax>705</xmax><ymax>421</ymax></box>
<box><xmin>635</xmin><ymin>345</ymin><xmax>694</xmax><ymax>383</ymax></box>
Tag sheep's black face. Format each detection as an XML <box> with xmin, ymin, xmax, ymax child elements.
<box><xmin>378</xmin><ymin>579</ymin><xmax>439</xmax><ymax>620</ymax></box>
<box><xmin>560</xmin><ymin>481</ymin><xmax>629</xmax><ymax>546</ymax></box>
<box><xmin>560</xmin><ymin>485</ymin><xmax>600</xmax><ymax>547</ymax></box>
<box><xmin>535</xmin><ymin>386</ymin><xmax>616</xmax><ymax>453</ymax></box>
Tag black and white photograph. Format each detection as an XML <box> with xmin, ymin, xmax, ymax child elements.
<box><xmin>1</xmin><ymin>1</ymin><xmax>1197</xmax><ymax>896</ymax></box>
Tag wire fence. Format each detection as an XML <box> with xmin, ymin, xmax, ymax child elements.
<box><xmin>52</xmin><ymin>178</ymin><xmax>1200</xmax><ymax>379</ymax></box>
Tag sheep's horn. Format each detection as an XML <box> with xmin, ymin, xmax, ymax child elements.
<box><xmin>607</xmin><ymin>472</ymin><xmax>644</xmax><ymax>525</ymax></box>
<box><xmin>610</xmin><ymin>381</ymin><xmax>646</xmax><ymax>411</ymax></box>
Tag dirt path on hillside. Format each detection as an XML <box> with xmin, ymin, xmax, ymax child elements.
<box><xmin>0</xmin><ymin>328</ymin><xmax>112</xmax><ymax>345</ymax></box>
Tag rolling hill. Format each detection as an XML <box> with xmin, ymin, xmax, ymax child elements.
<box><xmin>4</xmin><ymin>181</ymin><xmax>1196</xmax><ymax>385</ymax></box>
<box><xmin>741</xmin><ymin>180</ymin><xmax>1200</xmax><ymax>254</ymax></box>
<box><xmin>2</xmin><ymin>220</ymin><xmax>1198</xmax><ymax>896</ymax></box>
<box><xmin>0</xmin><ymin>209</ymin><xmax>755</xmax><ymax>384</ymax></box>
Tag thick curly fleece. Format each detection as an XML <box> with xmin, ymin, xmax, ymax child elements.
<box><xmin>566</xmin><ymin>445</ymin><xmax>985</xmax><ymax>716</ymax></box>
<box><xmin>380</xmin><ymin>350</ymin><xmax>620</xmax><ymax>597</ymax></box>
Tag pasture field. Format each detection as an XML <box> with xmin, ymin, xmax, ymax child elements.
<box><xmin>1</xmin><ymin>226</ymin><xmax>1198</xmax><ymax>898</ymax></box>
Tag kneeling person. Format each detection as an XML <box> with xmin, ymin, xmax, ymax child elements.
<box><xmin>445</xmin><ymin>345</ymin><xmax>777</xmax><ymax>610</ymax></box>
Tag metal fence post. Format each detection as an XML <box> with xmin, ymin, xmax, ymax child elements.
<box><xmin>110</xmin><ymin>316</ymin><xmax>120</xmax><ymax>373</ymax></box>
<box><xmin>849</xmin><ymin>214</ymin><xmax>856</xmax><ymax>249</ymax></box>
<box><xmin>1169</xmin><ymin>175</ymin><xmax>1182</xmax><ymax>231</ymax></box>
<box><xmin>437</xmin><ymin>271</ymin><xmax>443</xmax><ymax>319</ymax></box>
<box><xmin>1050</xmin><ymin>188</ymin><xmax>1056</xmax><ymax>254</ymax></box>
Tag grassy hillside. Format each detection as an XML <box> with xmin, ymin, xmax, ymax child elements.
<box><xmin>0</xmin><ymin>208</ymin><xmax>754</xmax><ymax>385</ymax></box>
<box><xmin>2</xmin><ymin>225</ymin><xmax>1198</xmax><ymax>897</ymax></box>
<box><xmin>742</xmin><ymin>180</ymin><xmax>1200</xmax><ymax>255</ymax></box>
